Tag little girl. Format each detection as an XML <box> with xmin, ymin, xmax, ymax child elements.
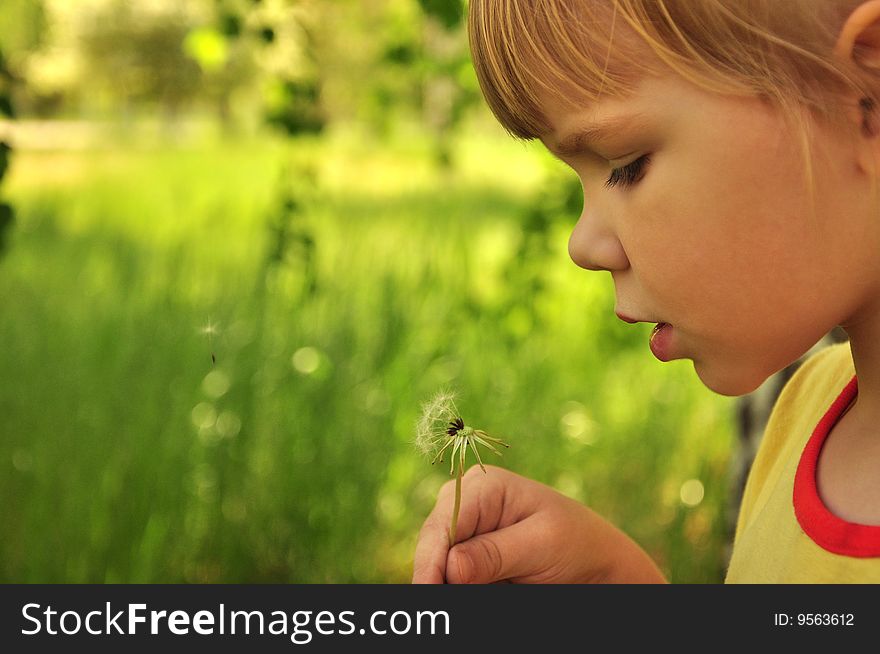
<box><xmin>412</xmin><ymin>0</ymin><xmax>880</xmax><ymax>583</ymax></box>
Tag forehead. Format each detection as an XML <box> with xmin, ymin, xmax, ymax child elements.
<box><xmin>532</xmin><ymin>71</ymin><xmax>663</xmax><ymax>158</ymax></box>
<box><xmin>534</xmin><ymin>77</ymin><xmax>642</xmax><ymax>130</ymax></box>
<box><xmin>469</xmin><ymin>0</ymin><xmax>663</xmax><ymax>139</ymax></box>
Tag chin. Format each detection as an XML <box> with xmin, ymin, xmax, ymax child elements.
<box><xmin>691</xmin><ymin>359</ymin><xmax>769</xmax><ymax>397</ymax></box>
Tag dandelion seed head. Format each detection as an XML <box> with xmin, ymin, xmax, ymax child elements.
<box><xmin>413</xmin><ymin>388</ymin><xmax>460</xmax><ymax>457</ymax></box>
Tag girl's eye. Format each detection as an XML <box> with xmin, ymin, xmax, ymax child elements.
<box><xmin>605</xmin><ymin>154</ymin><xmax>651</xmax><ymax>189</ymax></box>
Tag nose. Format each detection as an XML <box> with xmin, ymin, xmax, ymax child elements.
<box><xmin>567</xmin><ymin>205</ymin><xmax>629</xmax><ymax>272</ymax></box>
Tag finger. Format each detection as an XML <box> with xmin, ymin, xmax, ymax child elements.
<box><xmin>445</xmin><ymin>515</ymin><xmax>547</xmax><ymax>584</ymax></box>
<box><xmin>413</xmin><ymin>465</ymin><xmax>532</xmax><ymax>583</ymax></box>
<box><xmin>412</xmin><ymin>514</ymin><xmax>450</xmax><ymax>583</ymax></box>
<box><xmin>451</xmin><ymin>465</ymin><xmax>539</xmax><ymax>542</ymax></box>
<box><xmin>412</xmin><ymin>466</ymin><xmax>497</xmax><ymax>583</ymax></box>
<box><xmin>412</xmin><ymin>472</ymin><xmax>468</xmax><ymax>583</ymax></box>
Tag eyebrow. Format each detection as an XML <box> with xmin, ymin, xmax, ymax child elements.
<box><xmin>549</xmin><ymin>112</ymin><xmax>652</xmax><ymax>158</ymax></box>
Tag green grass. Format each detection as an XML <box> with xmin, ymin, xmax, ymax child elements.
<box><xmin>0</xmin><ymin>126</ymin><xmax>737</xmax><ymax>583</ymax></box>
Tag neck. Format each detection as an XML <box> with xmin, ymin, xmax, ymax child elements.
<box><xmin>841</xmin><ymin>314</ymin><xmax>880</xmax><ymax>428</ymax></box>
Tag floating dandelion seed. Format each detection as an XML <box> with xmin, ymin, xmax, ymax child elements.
<box><xmin>199</xmin><ymin>319</ymin><xmax>220</xmax><ymax>365</ymax></box>
<box><xmin>199</xmin><ymin>319</ymin><xmax>219</xmax><ymax>337</ymax></box>
<box><xmin>414</xmin><ymin>390</ymin><xmax>510</xmax><ymax>547</ymax></box>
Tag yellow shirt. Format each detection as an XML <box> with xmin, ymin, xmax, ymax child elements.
<box><xmin>725</xmin><ymin>340</ymin><xmax>880</xmax><ymax>583</ymax></box>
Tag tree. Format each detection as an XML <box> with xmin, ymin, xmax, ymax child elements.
<box><xmin>76</xmin><ymin>2</ymin><xmax>203</xmax><ymax>120</ymax></box>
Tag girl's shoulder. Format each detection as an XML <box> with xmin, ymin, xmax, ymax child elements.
<box><xmin>733</xmin><ymin>340</ymin><xmax>853</xmax><ymax>541</ymax></box>
<box><xmin>760</xmin><ymin>339</ymin><xmax>853</xmax><ymax>460</ymax></box>
<box><xmin>777</xmin><ymin>340</ymin><xmax>853</xmax><ymax>412</ymax></box>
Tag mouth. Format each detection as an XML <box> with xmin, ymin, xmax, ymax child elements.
<box><xmin>651</xmin><ymin>321</ymin><xmax>669</xmax><ymax>334</ymax></box>
<box><xmin>649</xmin><ymin>322</ymin><xmax>675</xmax><ymax>361</ymax></box>
<box><xmin>616</xmin><ymin>312</ymin><xmax>666</xmax><ymax>326</ymax></box>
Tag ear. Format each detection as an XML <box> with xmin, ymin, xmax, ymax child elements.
<box><xmin>835</xmin><ymin>0</ymin><xmax>880</xmax><ymax>69</ymax></box>
<box><xmin>836</xmin><ymin>2</ymin><xmax>880</xmax><ymax>140</ymax></box>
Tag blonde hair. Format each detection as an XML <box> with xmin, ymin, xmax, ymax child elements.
<box><xmin>468</xmin><ymin>0</ymin><xmax>880</xmax><ymax>211</ymax></box>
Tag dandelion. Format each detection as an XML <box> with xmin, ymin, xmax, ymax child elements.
<box><xmin>415</xmin><ymin>389</ymin><xmax>510</xmax><ymax>547</ymax></box>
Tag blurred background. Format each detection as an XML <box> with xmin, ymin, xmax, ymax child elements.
<box><xmin>0</xmin><ymin>0</ymin><xmax>741</xmax><ymax>583</ymax></box>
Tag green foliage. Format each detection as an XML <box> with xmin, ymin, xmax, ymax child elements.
<box><xmin>0</xmin><ymin>48</ymin><xmax>12</xmax><ymax>119</ymax></box>
<box><xmin>0</xmin><ymin>47</ymin><xmax>12</xmax><ymax>259</ymax></box>
<box><xmin>204</xmin><ymin>1</ymin><xmax>325</xmax><ymax>137</ymax></box>
<box><xmin>0</xmin><ymin>0</ymin><xmax>482</xmax><ymax>147</ymax></box>
<box><xmin>264</xmin><ymin>78</ymin><xmax>324</xmax><ymax>137</ymax></box>
<box><xmin>417</xmin><ymin>0</ymin><xmax>465</xmax><ymax>29</ymax></box>
<box><xmin>0</xmin><ymin>0</ymin><xmax>47</xmax><ymax>56</ymax></box>
<box><xmin>218</xmin><ymin>11</ymin><xmax>243</xmax><ymax>38</ymax></box>
<box><xmin>0</xmin><ymin>0</ymin><xmax>738</xmax><ymax>585</ymax></box>
<box><xmin>262</xmin><ymin>163</ymin><xmax>318</xmax><ymax>298</ymax></box>
<box><xmin>77</xmin><ymin>3</ymin><xmax>202</xmax><ymax>111</ymax></box>
<box><xmin>0</xmin><ymin>203</ymin><xmax>12</xmax><ymax>253</ymax></box>
<box><xmin>184</xmin><ymin>27</ymin><xmax>230</xmax><ymax>74</ymax></box>
<box><xmin>0</xmin><ymin>134</ymin><xmax>736</xmax><ymax>583</ymax></box>
<box><xmin>0</xmin><ymin>94</ymin><xmax>14</xmax><ymax>119</ymax></box>
<box><xmin>258</xmin><ymin>26</ymin><xmax>276</xmax><ymax>45</ymax></box>
<box><xmin>383</xmin><ymin>42</ymin><xmax>417</xmax><ymax>66</ymax></box>
<box><xmin>0</xmin><ymin>142</ymin><xmax>9</xmax><ymax>182</ymax></box>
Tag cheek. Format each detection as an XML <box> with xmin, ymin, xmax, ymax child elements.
<box><xmin>624</xmin><ymin>142</ymin><xmax>824</xmax><ymax>328</ymax></box>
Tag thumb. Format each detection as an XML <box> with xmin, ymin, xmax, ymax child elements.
<box><xmin>446</xmin><ymin>523</ymin><xmax>537</xmax><ymax>584</ymax></box>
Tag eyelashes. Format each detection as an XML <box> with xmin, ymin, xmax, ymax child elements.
<box><xmin>605</xmin><ymin>154</ymin><xmax>651</xmax><ymax>189</ymax></box>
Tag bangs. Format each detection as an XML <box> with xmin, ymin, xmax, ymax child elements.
<box><xmin>468</xmin><ymin>0</ymin><xmax>655</xmax><ymax>139</ymax></box>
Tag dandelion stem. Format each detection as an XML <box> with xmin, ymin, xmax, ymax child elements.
<box><xmin>449</xmin><ymin>468</ymin><xmax>462</xmax><ymax>548</ymax></box>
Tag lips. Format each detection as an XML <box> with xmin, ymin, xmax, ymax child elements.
<box><xmin>615</xmin><ymin>312</ymin><xmax>662</xmax><ymax>325</ymax></box>
<box><xmin>649</xmin><ymin>322</ymin><xmax>674</xmax><ymax>361</ymax></box>
<box><xmin>651</xmin><ymin>321</ymin><xmax>669</xmax><ymax>335</ymax></box>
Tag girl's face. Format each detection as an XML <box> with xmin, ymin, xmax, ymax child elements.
<box><xmin>540</xmin><ymin>73</ymin><xmax>880</xmax><ymax>396</ymax></box>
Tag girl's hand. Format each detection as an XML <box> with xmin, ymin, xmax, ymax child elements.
<box><xmin>412</xmin><ymin>465</ymin><xmax>667</xmax><ymax>584</ymax></box>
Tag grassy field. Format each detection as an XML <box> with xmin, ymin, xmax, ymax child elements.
<box><xmin>0</xmin><ymin>123</ymin><xmax>737</xmax><ymax>583</ymax></box>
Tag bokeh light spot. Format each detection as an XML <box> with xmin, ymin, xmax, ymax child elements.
<box><xmin>191</xmin><ymin>402</ymin><xmax>217</xmax><ymax>429</ymax></box>
<box><xmin>202</xmin><ymin>370</ymin><xmax>230</xmax><ymax>398</ymax></box>
<box><xmin>680</xmin><ymin>479</ymin><xmax>705</xmax><ymax>507</ymax></box>
<box><xmin>559</xmin><ymin>401</ymin><xmax>598</xmax><ymax>445</ymax></box>
<box><xmin>292</xmin><ymin>346</ymin><xmax>321</xmax><ymax>374</ymax></box>
<box><xmin>215</xmin><ymin>411</ymin><xmax>242</xmax><ymax>439</ymax></box>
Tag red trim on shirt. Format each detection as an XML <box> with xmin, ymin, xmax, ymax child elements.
<box><xmin>793</xmin><ymin>374</ymin><xmax>880</xmax><ymax>557</ymax></box>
